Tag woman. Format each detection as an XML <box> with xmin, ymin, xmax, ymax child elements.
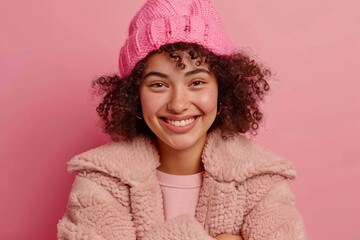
<box><xmin>58</xmin><ymin>1</ymin><xmax>306</xmax><ymax>239</ymax></box>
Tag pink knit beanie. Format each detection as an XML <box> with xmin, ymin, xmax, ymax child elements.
<box><xmin>118</xmin><ymin>0</ymin><xmax>234</xmax><ymax>77</ymax></box>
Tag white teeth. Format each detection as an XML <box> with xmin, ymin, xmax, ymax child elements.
<box><xmin>167</xmin><ymin>118</ymin><xmax>195</xmax><ymax>127</ymax></box>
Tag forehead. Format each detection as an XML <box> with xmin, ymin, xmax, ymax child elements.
<box><xmin>144</xmin><ymin>51</ymin><xmax>209</xmax><ymax>73</ymax></box>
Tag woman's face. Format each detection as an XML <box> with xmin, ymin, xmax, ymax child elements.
<box><xmin>139</xmin><ymin>51</ymin><xmax>218</xmax><ymax>153</ymax></box>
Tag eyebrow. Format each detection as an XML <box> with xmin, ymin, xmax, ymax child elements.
<box><xmin>142</xmin><ymin>71</ymin><xmax>168</xmax><ymax>80</ymax></box>
<box><xmin>142</xmin><ymin>68</ymin><xmax>211</xmax><ymax>80</ymax></box>
<box><xmin>184</xmin><ymin>68</ymin><xmax>211</xmax><ymax>77</ymax></box>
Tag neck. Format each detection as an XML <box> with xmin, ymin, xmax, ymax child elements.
<box><xmin>156</xmin><ymin>137</ymin><xmax>206</xmax><ymax>175</ymax></box>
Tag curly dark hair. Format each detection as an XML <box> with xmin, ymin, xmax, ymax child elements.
<box><xmin>92</xmin><ymin>42</ymin><xmax>271</xmax><ymax>141</ymax></box>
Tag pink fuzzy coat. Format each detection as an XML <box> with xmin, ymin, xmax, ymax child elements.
<box><xmin>57</xmin><ymin>131</ymin><xmax>306</xmax><ymax>240</ymax></box>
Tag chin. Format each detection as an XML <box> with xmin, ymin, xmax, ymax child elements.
<box><xmin>160</xmin><ymin>133</ymin><xmax>207</xmax><ymax>151</ymax></box>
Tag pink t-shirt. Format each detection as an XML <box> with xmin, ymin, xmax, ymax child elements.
<box><xmin>156</xmin><ymin>170</ymin><xmax>203</xmax><ymax>220</ymax></box>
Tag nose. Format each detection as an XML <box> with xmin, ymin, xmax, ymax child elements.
<box><xmin>167</xmin><ymin>87</ymin><xmax>190</xmax><ymax>113</ymax></box>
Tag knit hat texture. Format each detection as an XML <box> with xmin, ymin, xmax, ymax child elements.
<box><xmin>118</xmin><ymin>0</ymin><xmax>234</xmax><ymax>77</ymax></box>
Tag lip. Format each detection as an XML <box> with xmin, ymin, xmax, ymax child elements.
<box><xmin>161</xmin><ymin>115</ymin><xmax>198</xmax><ymax>121</ymax></box>
<box><xmin>159</xmin><ymin>115</ymin><xmax>199</xmax><ymax>133</ymax></box>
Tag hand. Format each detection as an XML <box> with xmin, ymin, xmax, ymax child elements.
<box><xmin>214</xmin><ymin>233</ymin><xmax>244</xmax><ymax>240</ymax></box>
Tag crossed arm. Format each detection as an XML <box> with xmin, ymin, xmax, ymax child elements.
<box><xmin>58</xmin><ymin>172</ymin><xmax>305</xmax><ymax>240</ymax></box>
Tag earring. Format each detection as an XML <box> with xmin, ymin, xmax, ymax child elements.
<box><xmin>136</xmin><ymin>106</ymin><xmax>143</xmax><ymax>120</ymax></box>
<box><xmin>217</xmin><ymin>102</ymin><xmax>222</xmax><ymax>116</ymax></box>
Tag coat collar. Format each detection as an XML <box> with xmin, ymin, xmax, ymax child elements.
<box><xmin>68</xmin><ymin>136</ymin><xmax>160</xmax><ymax>186</ymax></box>
<box><xmin>202</xmin><ymin>131</ymin><xmax>296</xmax><ymax>182</ymax></box>
<box><xmin>68</xmin><ymin>131</ymin><xmax>296</xmax><ymax>186</ymax></box>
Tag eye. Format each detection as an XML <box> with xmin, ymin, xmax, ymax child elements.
<box><xmin>190</xmin><ymin>80</ymin><xmax>205</xmax><ymax>87</ymax></box>
<box><xmin>150</xmin><ymin>82</ymin><xmax>165</xmax><ymax>88</ymax></box>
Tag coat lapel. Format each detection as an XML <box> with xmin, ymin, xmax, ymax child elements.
<box><xmin>68</xmin><ymin>136</ymin><xmax>165</xmax><ymax>237</ymax></box>
<box><xmin>196</xmin><ymin>130</ymin><xmax>297</xmax><ymax>236</ymax></box>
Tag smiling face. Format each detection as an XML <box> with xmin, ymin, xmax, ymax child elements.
<box><xmin>139</xmin><ymin>51</ymin><xmax>218</xmax><ymax>153</ymax></box>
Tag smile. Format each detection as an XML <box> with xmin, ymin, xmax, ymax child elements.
<box><xmin>164</xmin><ymin>117</ymin><xmax>196</xmax><ymax>127</ymax></box>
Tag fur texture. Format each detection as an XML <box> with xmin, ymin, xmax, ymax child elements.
<box><xmin>58</xmin><ymin>131</ymin><xmax>306</xmax><ymax>239</ymax></box>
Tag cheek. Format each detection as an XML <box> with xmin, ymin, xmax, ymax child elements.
<box><xmin>140</xmin><ymin>91</ymin><xmax>164</xmax><ymax>116</ymax></box>
<box><xmin>140</xmin><ymin>94</ymin><xmax>152</xmax><ymax>115</ymax></box>
<box><xmin>197</xmin><ymin>87</ymin><xmax>218</xmax><ymax>113</ymax></box>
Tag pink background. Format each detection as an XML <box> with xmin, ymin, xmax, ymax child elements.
<box><xmin>1</xmin><ymin>0</ymin><xmax>359</xmax><ymax>239</ymax></box>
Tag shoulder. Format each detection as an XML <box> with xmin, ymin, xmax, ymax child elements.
<box><xmin>202</xmin><ymin>130</ymin><xmax>297</xmax><ymax>183</ymax></box>
<box><xmin>67</xmin><ymin>136</ymin><xmax>160</xmax><ymax>186</ymax></box>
